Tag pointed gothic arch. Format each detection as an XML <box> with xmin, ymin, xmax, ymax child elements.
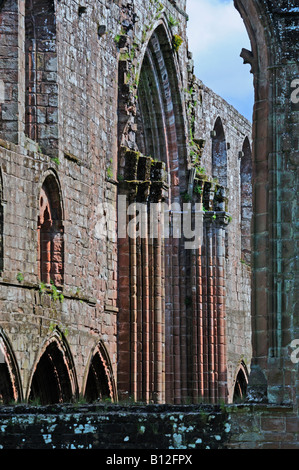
<box><xmin>233</xmin><ymin>0</ymin><xmax>297</xmax><ymax>404</ymax></box>
<box><xmin>136</xmin><ymin>22</ymin><xmax>188</xmax><ymax>186</ymax></box>
<box><xmin>240</xmin><ymin>136</ymin><xmax>253</xmax><ymax>265</ymax></box>
<box><xmin>0</xmin><ymin>0</ymin><xmax>19</xmax><ymax>143</ymax></box>
<box><xmin>0</xmin><ymin>328</ymin><xmax>23</xmax><ymax>403</ymax></box>
<box><xmin>0</xmin><ymin>168</ymin><xmax>3</xmax><ymax>272</ymax></box>
<box><xmin>233</xmin><ymin>361</ymin><xmax>249</xmax><ymax>403</ymax></box>
<box><xmin>212</xmin><ymin>116</ymin><xmax>227</xmax><ymax>188</ymax></box>
<box><xmin>117</xmin><ymin>20</ymin><xmax>189</xmax><ymax>404</ymax></box>
<box><xmin>38</xmin><ymin>171</ymin><xmax>64</xmax><ymax>287</ymax></box>
<box><xmin>25</xmin><ymin>0</ymin><xmax>58</xmax><ymax>156</ymax></box>
<box><xmin>28</xmin><ymin>329</ymin><xmax>78</xmax><ymax>405</ymax></box>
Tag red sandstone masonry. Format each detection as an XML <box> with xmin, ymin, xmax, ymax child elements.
<box><xmin>228</xmin><ymin>405</ymin><xmax>299</xmax><ymax>450</ymax></box>
<box><xmin>0</xmin><ymin>0</ymin><xmax>297</xmax><ymax>428</ymax></box>
<box><xmin>0</xmin><ymin>0</ymin><xmax>20</xmax><ymax>144</ymax></box>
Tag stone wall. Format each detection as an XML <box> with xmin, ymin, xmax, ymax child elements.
<box><xmin>187</xmin><ymin>76</ymin><xmax>252</xmax><ymax>401</ymax></box>
<box><xmin>233</xmin><ymin>0</ymin><xmax>299</xmax><ymax>408</ymax></box>
<box><xmin>0</xmin><ymin>404</ymin><xmax>230</xmax><ymax>450</ymax></box>
<box><xmin>0</xmin><ymin>137</ymin><xmax>118</xmax><ymax>400</ymax></box>
<box><xmin>0</xmin><ymin>0</ymin><xmax>253</xmax><ymax>407</ymax></box>
<box><xmin>228</xmin><ymin>404</ymin><xmax>298</xmax><ymax>449</ymax></box>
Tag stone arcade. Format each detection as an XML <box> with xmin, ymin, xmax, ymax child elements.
<box><xmin>0</xmin><ymin>0</ymin><xmax>298</xmax><ymax>449</ymax></box>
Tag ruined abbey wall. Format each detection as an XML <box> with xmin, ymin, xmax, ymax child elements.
<box><xmin>189</xmin><ymin>76</ymin><xmax>253</xmax><ymax>400</ymax></box>
<box><xmin>0</xmin><ymin>0</ymin><xmax>297</xmax><ymax>430</ymax></box>
<box><xmin>0</xmin><ymin>0</ymin><xmax>253</xmax><ymax>406</ymax></box>
<box><xmin>0</xmin><ymin>0</ymin><xmax>298</xmax><ymax>452</ymax></box>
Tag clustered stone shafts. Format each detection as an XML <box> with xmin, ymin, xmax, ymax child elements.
<box><xmin>0</xmin><ymin>0</ymin><xmax>252</xmax><ymax>406</ymax></box>
<box><xmin>0</xmin><ymin>0</ymin><xmax>19</xmax><ymax>144</ymax></box>
<box><xmin>25</xmin><ymin>0</ymin><xmax>58</xmax><ymax>156</ymax></box>
<box><xmin>117</xmin><ymin>144</ymin><xmax>236</xmax><ymax>404</ymax></box>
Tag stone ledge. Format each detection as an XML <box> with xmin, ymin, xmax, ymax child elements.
<box><xmin>226</xmin><ymin>403</ymin><xmax>295</xmax><ymax>414</ymax></box>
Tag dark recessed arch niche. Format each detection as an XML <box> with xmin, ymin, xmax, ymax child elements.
<box><xmin>28</xmin><ymin>332</ymin><xmax>78</xmax><ymax>405</ymax></box>
<box><xmin>84</xmin><ymin>342</ymin><xmax>116</xmax><ymax>403</ymax></box>
<box><xmin>240</xmin><ymin>136</ymin><xmax>253</xmax><ymax>265</ymax></box>
<box><xmin>212</xmin><ymin>116</ymin><xmax>228</xmax><ymax>188</ymax></box>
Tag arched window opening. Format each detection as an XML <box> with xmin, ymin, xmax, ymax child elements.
<box><xmin>25</xmin><ymin>0</ymin><xmax>58</xmax><ymax>156</ymax></box>
<box><xmin>233</xmin><ymin>363</ymin><xmax>248</xmax><ymax>403</ymax></box>
<box><xmin>0</xmin><ymin>330</ymin><xmax>23</xmax><ymax>404</ymax></box>
<box><xmin>137</xmin><ymin>51</ymin><xmax>167</xmax><ymax>162</ymax></box>
<box><xmin>212</xmin><ymin>117</ymin><xmax>228</xmax><ymax>188</ymax></box>
<box><xmin>29</xmin><ymin>337</ymin><xmax>76</xmax><ymax>405</ymax></box>
<box><xmin>84</xmin><ymin>344</ymin><xmax>116</xmax><ymax>403</ymax></box>
<box><xmin>135</xmin><ymin>24</ymin><xmax>187</xmax><ymax>181</ymax></box>
<box><xmin>240</xmin><ymin>137</ymin><xmax>253</xmax><ymax>265</ymax></box>
<box><xmin>0</xmin><ymin>360</ymin><xmax>14</xmax><ymax>404</ymax></box>
<box><xmin>38</xmin><ymin>174</ymin><xmax>64</xmax><ymax>286</ymax></box>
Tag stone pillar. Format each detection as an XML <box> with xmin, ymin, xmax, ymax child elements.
<box><xmin>203</xmin><ymin>212</ymin><xmax>228</xmax><ymax>403</ymax></box>
<box><xmin>200</xmin><ymin>176</ymin><xmax>229</xmax><ymax>403</ymax></box>
<box><xmin>206</xmin><ymin>217</ymin><xmax>216</xmax><ymax>403</ymax></box>
<box><xmin>149</xmin><ymin>164</ymin><xmax>167</xmax><ymax>404</ymax></box>
<box><xmin>215</xmin><ymin>215</ymin><xmax>228</xmax><ymax>402</ymax></box>
<box><xmin>189</xmin><ymin>200</ymin><xmax>205</xmax><ymax>402</ymax></box>
<box><xmin>235</xmin><ymin>0</ymin><xmax>299</xmax><ymax>409</ymax></box>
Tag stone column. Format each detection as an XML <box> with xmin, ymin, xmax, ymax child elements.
<box><xmin>117</xmin><ymin>186</ymin><xmax>134</xmax><ymax>401</ymax></box>
<box><xmin>149</xmin><ymin>164</ymin><xmax>167</xmax><ymax>404</ymax></box>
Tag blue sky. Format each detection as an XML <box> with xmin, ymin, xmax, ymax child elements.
<box><xmin>186</xmin><ymin>0</ymin><xmax>254</xmax><ymax>121</ymax></box>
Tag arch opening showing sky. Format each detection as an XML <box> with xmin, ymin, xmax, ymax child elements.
<box><xmin>186</xmin><ymin>0</ymin><xmax>254</xmax><ymax>122</ymax></box>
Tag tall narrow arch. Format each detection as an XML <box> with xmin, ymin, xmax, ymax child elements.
<box><xmin>0</xmin><ymin>0</ymin><xmax>19</xmax><ymax>143</ymax></box>
<box><xmin>25</xmin><ymin>0</ymin><xmax>58</xmax><ymax>156</ymax></box>
<box><xmin>117</xmin><ymin>20</ymin><xmax>189</xmax><ymax>404</ymax></box>
<box><xmin>0</xmin><ymin>328</ymin><xmax>23</xmax><ymax>403</ymax></box>
<box><xmin>28</xmin><ymin>330</ymin><xmax>78</xmax><ymax>405</ymax></box>
<box><xmin>212</xmin><ymin>116</ymin><xmax>227</xmax><ymax>188</ymax></box>
<box><xmin>0</xmin><ymin>168</ymin><xmax>3</xmax><ymax>272</ymax></box>
<box><xmin>84</xmin><ymin>341</ymin><xmax>117</xmax><ymax>403</ymax></box>
<box><xmin>233</xmin><ymin>362</ymin><xmax>249</xmax><ymax>403</ymax></box>
<box><xmin>240</xmin><ymin>137</ymin><xmax>253</xmax><ymax>265</ymax></box>
<box><xmin>233</xmin><ymin>0</ymin><xmax>289</xmax><ymax>403</ymax></box>
<box><xmin>136</xmin><ymin>22</ymin><xmax>188</xmax><ymax>191</ymax></box>
<box><xmin>38</xmin><ymin>172</ymin><xmax>64</xmax><ymax>286</ymax></box>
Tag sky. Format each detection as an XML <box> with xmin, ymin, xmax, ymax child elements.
<box><xmin>186</xmin><ymin>0</ymin><xmax>254</xmax><ymax>122</ymax></box>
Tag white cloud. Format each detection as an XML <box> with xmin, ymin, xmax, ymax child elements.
<box><xmin>186</xmin><ymin>0</ymin><xmax>254</xmax><ymax>121</ymax></box>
